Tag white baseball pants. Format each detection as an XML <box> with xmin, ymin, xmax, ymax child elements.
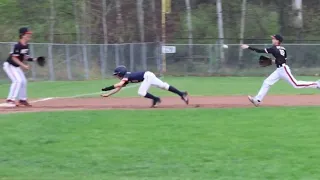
<box><xmin>138</xmin><ymin>71</ymin><xmax>170</xmax><ymax>97</ymax></box>
<box><xmin>255</xmin><ymin>64</ymin><xmax>318</xmax><ymax>101</ymax></box>
<box><xmin>3</xmin><ymin>62</ymin><xmax>28</xmax><ymax>101</ymax></box>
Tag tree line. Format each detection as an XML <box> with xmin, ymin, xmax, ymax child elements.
<box><xmin>1</xmin><ymin>0</ymin><xmax>320</xmax><ymax>44</ymax></box>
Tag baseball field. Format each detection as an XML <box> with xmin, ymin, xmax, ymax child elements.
<box><xmin>1</xmin><ymin>76</ymin><xmax>320</xmax><ymax>179</ymax></box>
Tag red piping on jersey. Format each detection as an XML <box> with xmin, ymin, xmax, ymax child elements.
<box><xmin>284</xmin><ymin>66</ymin><xmax>317</xmax><ymax>87</ymax></box>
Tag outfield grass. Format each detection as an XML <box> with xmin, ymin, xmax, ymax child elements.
<box><xmin>1</xmin><ymin>108</ymin><xmax>320</xmax><ymax>179</ymax></box>
<box><xmin>1</xmin><ymin>76</ymin><xmax>320</xmax><ymax>179</ymax></box>
<box><xmin>0</xmin><ymin>76</ymin><xmax>319</xmax><ymax>98</ymax></box>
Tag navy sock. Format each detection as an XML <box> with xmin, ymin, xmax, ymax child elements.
<box><xmin>144</xmin><ymin>93</ymin><xmax>158</xmax><ymax>100</ymax></box>
<box><xmin>168</xmin><ymin>86</ymin><xmax>183</xmax><ymax>96</ymax></box>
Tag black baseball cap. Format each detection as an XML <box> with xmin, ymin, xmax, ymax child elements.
<box><xmin>19</xmin><ymin>27</ymin><xmax>32</xmax><ymax>35</ymax></box>
<box><xmin>271</xmin><ymin>34</ymin><xmax>283</xmax><ymax>42</ymax></box>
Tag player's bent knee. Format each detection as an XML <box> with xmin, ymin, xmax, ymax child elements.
<box><xmin>160</xmin><ymin>82</ymin><xmax>170</xmax><ymax>90</ymax></box>
<box><xmin>12</xmin><ymin>81</ymin><xmax>23</xmax><ymax>88</ymax></box>
<box><xmin>21</xmin><ymin>80</ymin><xmax>27</xmax><ymax>85</ymax></box>
<box><xmin>138</xmin><ymin>90</ymin><xmax>147</xmax><ymax>97</ymax></box>
<box><xmin>15</xmin><ymin>80</ymin><xmax>23</xmax><ymax>85</ymax></box>
<box><xmin>263</xmin><ymin>80</ymin><xmax>272</xmax><ymax>86</ymax></box>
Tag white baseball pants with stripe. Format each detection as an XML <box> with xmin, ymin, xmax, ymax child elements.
<box><xmin>3</xmin><ymin>62</ymin><xmax>28</xmax><ymax>101</ymax></box>
<box><xmin>137</xmin><ymin>71</ymin><xmax>169</xmax><ymax>96</ymax></box>
<box><xmin>255</xmin><ymin>64</ymin><xmax>319</xmax><ymax>101</ymax></box>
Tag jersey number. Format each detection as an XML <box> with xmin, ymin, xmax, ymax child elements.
<box><xmin>279</xmin><ymin>49</ymin><xmax>285</xmax><ymax>56</ymax></box>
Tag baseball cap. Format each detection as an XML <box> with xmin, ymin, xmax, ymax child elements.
<box><xmin>19</xmin><ymin>27</ymin><xmax>32</xmax><ymax>35</ymax></box>
<box><xmin>271</xmin><ymin>34</ymin><xmax>283</xmax><ymax>42</ymax></box>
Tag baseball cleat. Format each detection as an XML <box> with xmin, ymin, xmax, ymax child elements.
<box><xmin>151</xmin><ymin>98</ymin><xmax>161</xmax><ymax>108</ymax></box>
<box><xmin>248</xmin><ymin>96</ymin><xmax>260</xmax><ymax>107</ymax></box>
<box><xmin>181</xmin><ymin>92</ymin><xmax>189</xmax><ymax>105</ymax></box>
<box><xmin>6</xmin><ymin>99</ymin><xmax>15</xmax><ymax>104</ymax></box>
<box><xmin>18</xmin><ymin>100</ymin><xmax>32</xmax><ymax>107</ymax></box>
<box><xmin>5</xmin><ymin>99</ymin><xmax>20</xmax><ymax>107</ymax></box>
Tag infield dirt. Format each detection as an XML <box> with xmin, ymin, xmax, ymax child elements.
<box><xmin>0</xmin><ymin>95</ymin><xmax>319</xmax><ymax>114</ymax></box>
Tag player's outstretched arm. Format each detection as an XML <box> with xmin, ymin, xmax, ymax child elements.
<box><xmin>101</xmin><ymin>87</ymin><xmax>122</xmax><ymax>97</ymax></box>
<box><xmin>241</xmin><ymin>44</ymin><xmax>265</xmax><ymax>53</ymax></box>
<box><xmin>101</xmin><ymin>80</ymin><xmax>126</xmax><ymax>97</ymax></box>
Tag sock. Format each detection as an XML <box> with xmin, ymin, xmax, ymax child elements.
<box><xmin>144</xmin><ymin>93</ymin><xmax>158</xmax><ymax>100</ymax></box>
<box><xmin>168</xmin><ymin>86</ymin><xmax>183</xmax><ymax>96</ymax></box>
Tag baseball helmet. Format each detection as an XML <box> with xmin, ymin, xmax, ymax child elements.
<box><xmin>271</xmin><ymin>34</ymin><xmax>283</xmax><ymax>43</ymax></box>
<box><xmin>19</xmin><ymin>27</ymin><xmax>32</xmax><ymax>36</ymax></box>
<box><xmin>113</xmin><ymin>66</ymin><xmax>127</xmax><ymax>77</ymax></box>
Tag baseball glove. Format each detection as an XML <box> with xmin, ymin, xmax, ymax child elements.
<box><xmin>259</xmin><ymin>55</ymin><xmax>272</xmax><ymax>67</ymax></box>
<box><xmin>36</xmin><ymin>56</ymin><xmax>46</xmax><ymax>67</ymax></box>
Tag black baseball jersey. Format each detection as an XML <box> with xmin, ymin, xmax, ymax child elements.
<box><xmin>7</xmin><ymin>42</ymin><xmax>30</xmax><ymax>67</ymax></box>
<box><xmin>122</xmin><ymin>71</ymin><xmax>146</xmax><ymax>85</ymax></box>
<box><xmin>264</xmin><ymin>45</ymin><xmax>287</xmax><ymax>66</ymax></box>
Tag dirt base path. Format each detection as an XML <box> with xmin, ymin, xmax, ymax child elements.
<box><xmin>0</xmin><ymin>95</ymin><xmax>319</xmax><ymax>114</ymax></box>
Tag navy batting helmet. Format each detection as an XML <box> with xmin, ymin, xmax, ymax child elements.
<box><xmin>113</xmin><ymin>66</ymin><xmax>127</xmax><ymax>77</ymax></box>
<box><xmin>271</xmin><ymin>34</ymin><xmax>283</xmax><ymax>43</ymax></box>
<box><xmin>19</xmin><ymin>27</ymin><xmax>32</xmax><ymax>35</ymax></box>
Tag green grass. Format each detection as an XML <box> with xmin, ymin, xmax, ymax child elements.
<box><xmin>0</xmin><ymin>76</ymin><xmax>319</xmax><ymax>98</ymax></box>
<box><xmin>1</xmin><ymin>108</ymin><xmax>320</xmax><ymax>179</ymax></box>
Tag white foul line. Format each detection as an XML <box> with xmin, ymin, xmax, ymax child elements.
<box><xmin>25</xmin><ymin>83</ymin><xmax>140</xmax><ymax>104</ymax></box>
<box><xmin>64</xmin><ymin>83</ymin><xmax>140</xmax><ymax>98</ymax></box>
<box><xmin>0</xmin><ymin>84</ymin><xmax>139</xmax><ymax>106</ymax></box>
<box><xmin>0</xmin><ymin>76</ymin><xmax>164</xmax><ymax>105</ymax></box>
<box><xmin>30</xmin><ymin>97</ymin><xmax>55</xmax><ymax>103</ymax></box>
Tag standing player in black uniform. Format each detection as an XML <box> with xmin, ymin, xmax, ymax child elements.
<box><xmin>101</xmin><ymin>66</ymin><xmax>189</xmax><ymax>107</ymax></box>
<box><xmin>3</xmin><ymin>27</ymin><xmax>37</xmax><ymax>107</ymax></box>
<box><xmin>241</xmin><ymin>34</ymin><xmax>320</xmax><ymax>106</ymax></box>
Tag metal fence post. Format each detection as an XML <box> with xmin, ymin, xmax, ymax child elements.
<box><xmin>115</xmin><ymin>44</ymin><xmax>120</xmax><ymax>67</ymax></box>
<box><xmin>215</xmin><ymin>41</ymin><xmax>221</xmax><ymax>71</ymax></box>
<box><xmin>156</xmin><ymin>42</ymin><xmax>161</xmax><ymax>74</ymax></box>
<box><xmin>48</xmin><ymin>44</ymin><xmax>55</xmax><ymax>81</ymax></box>
<box><xmin>65</xmin><ymin>44</ymin><xmax>72</xmax><ymax>80</ymax></box>
<box><xmin>82</xmin><ymin>44</ymin><xmax>89</xmax><ymax>80</ymax></box>
<box><xmin>130</xmin><ymin>43</ymin><xmax>134</xmax><ymax>71</ymax></box>
<box><xmin>29</xmin><ymin>44</ymin><xmax>37</xmax><ymax>80</ymax></box>
<box><xmin>208</xmin><ymin>44</ymin><xmax>214</xmax><ymax>73</ymax></box>
<box><xmin>119</xmin><ymin>44</ymin><xmax>124</xmax><ymax>66</ymax></box>
<box><xmin>99</xmin><ymin>45</ymin><xmax>106</xmax><ymax>78</ymax></box>
<box><xmin>142</xmin><ymin>43</ymin><xmax>147</xmax><ymax>70</ymax></box>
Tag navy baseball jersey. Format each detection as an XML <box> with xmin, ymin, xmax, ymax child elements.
<box><xmin>264</xmin><ymin>45</ymin><xmax>287</xmax><ymax>66</ymax></box>
<box><xmin>122</xmin><ymin>71</ymin><xmax>146</xmax><ymax>85</ymax></box>
<box><xmin>7</xmin><ymin>42</ymin><xmax>30</xmax><ymax>67</ymax></box>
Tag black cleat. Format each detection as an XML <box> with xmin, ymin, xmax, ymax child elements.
<box><xmin>151</xmin><ymin>98</ymin><xmax>161</xmax><ymax>108</ymax></box>
<box><xmin>19</xmin><ymin>100</ymin><xmax>32</xmax><ymax>107</ymax></box>
<box><xmin>181</xmin><ymin>92</ymin><xmax>189</xmax><ymax>105</ymax></box>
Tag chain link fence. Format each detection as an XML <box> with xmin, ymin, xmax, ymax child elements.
<box><xmin>1</xmin><ymin>42</ymin><xmax>320</xmax><ymax>82</ymax></box>
<box><xmin>0</xmin><ymin>42</ymin><xmax>161</xmax><ymax>81</ymax></box>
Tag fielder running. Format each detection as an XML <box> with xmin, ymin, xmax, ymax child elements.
<box><xmin>3</xmin><ymin>27</ymin><xmax>45</xmax><ymax>107</ymax></box>
<box><xmin>101</xmin><ymin>66</ymin><xmax>189</xmax><ymax>107</ymax></box>
<box><xmin>241</xmin><ymin>34</ymin><xmax>320</xmax><ymax>106</ymax></box>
